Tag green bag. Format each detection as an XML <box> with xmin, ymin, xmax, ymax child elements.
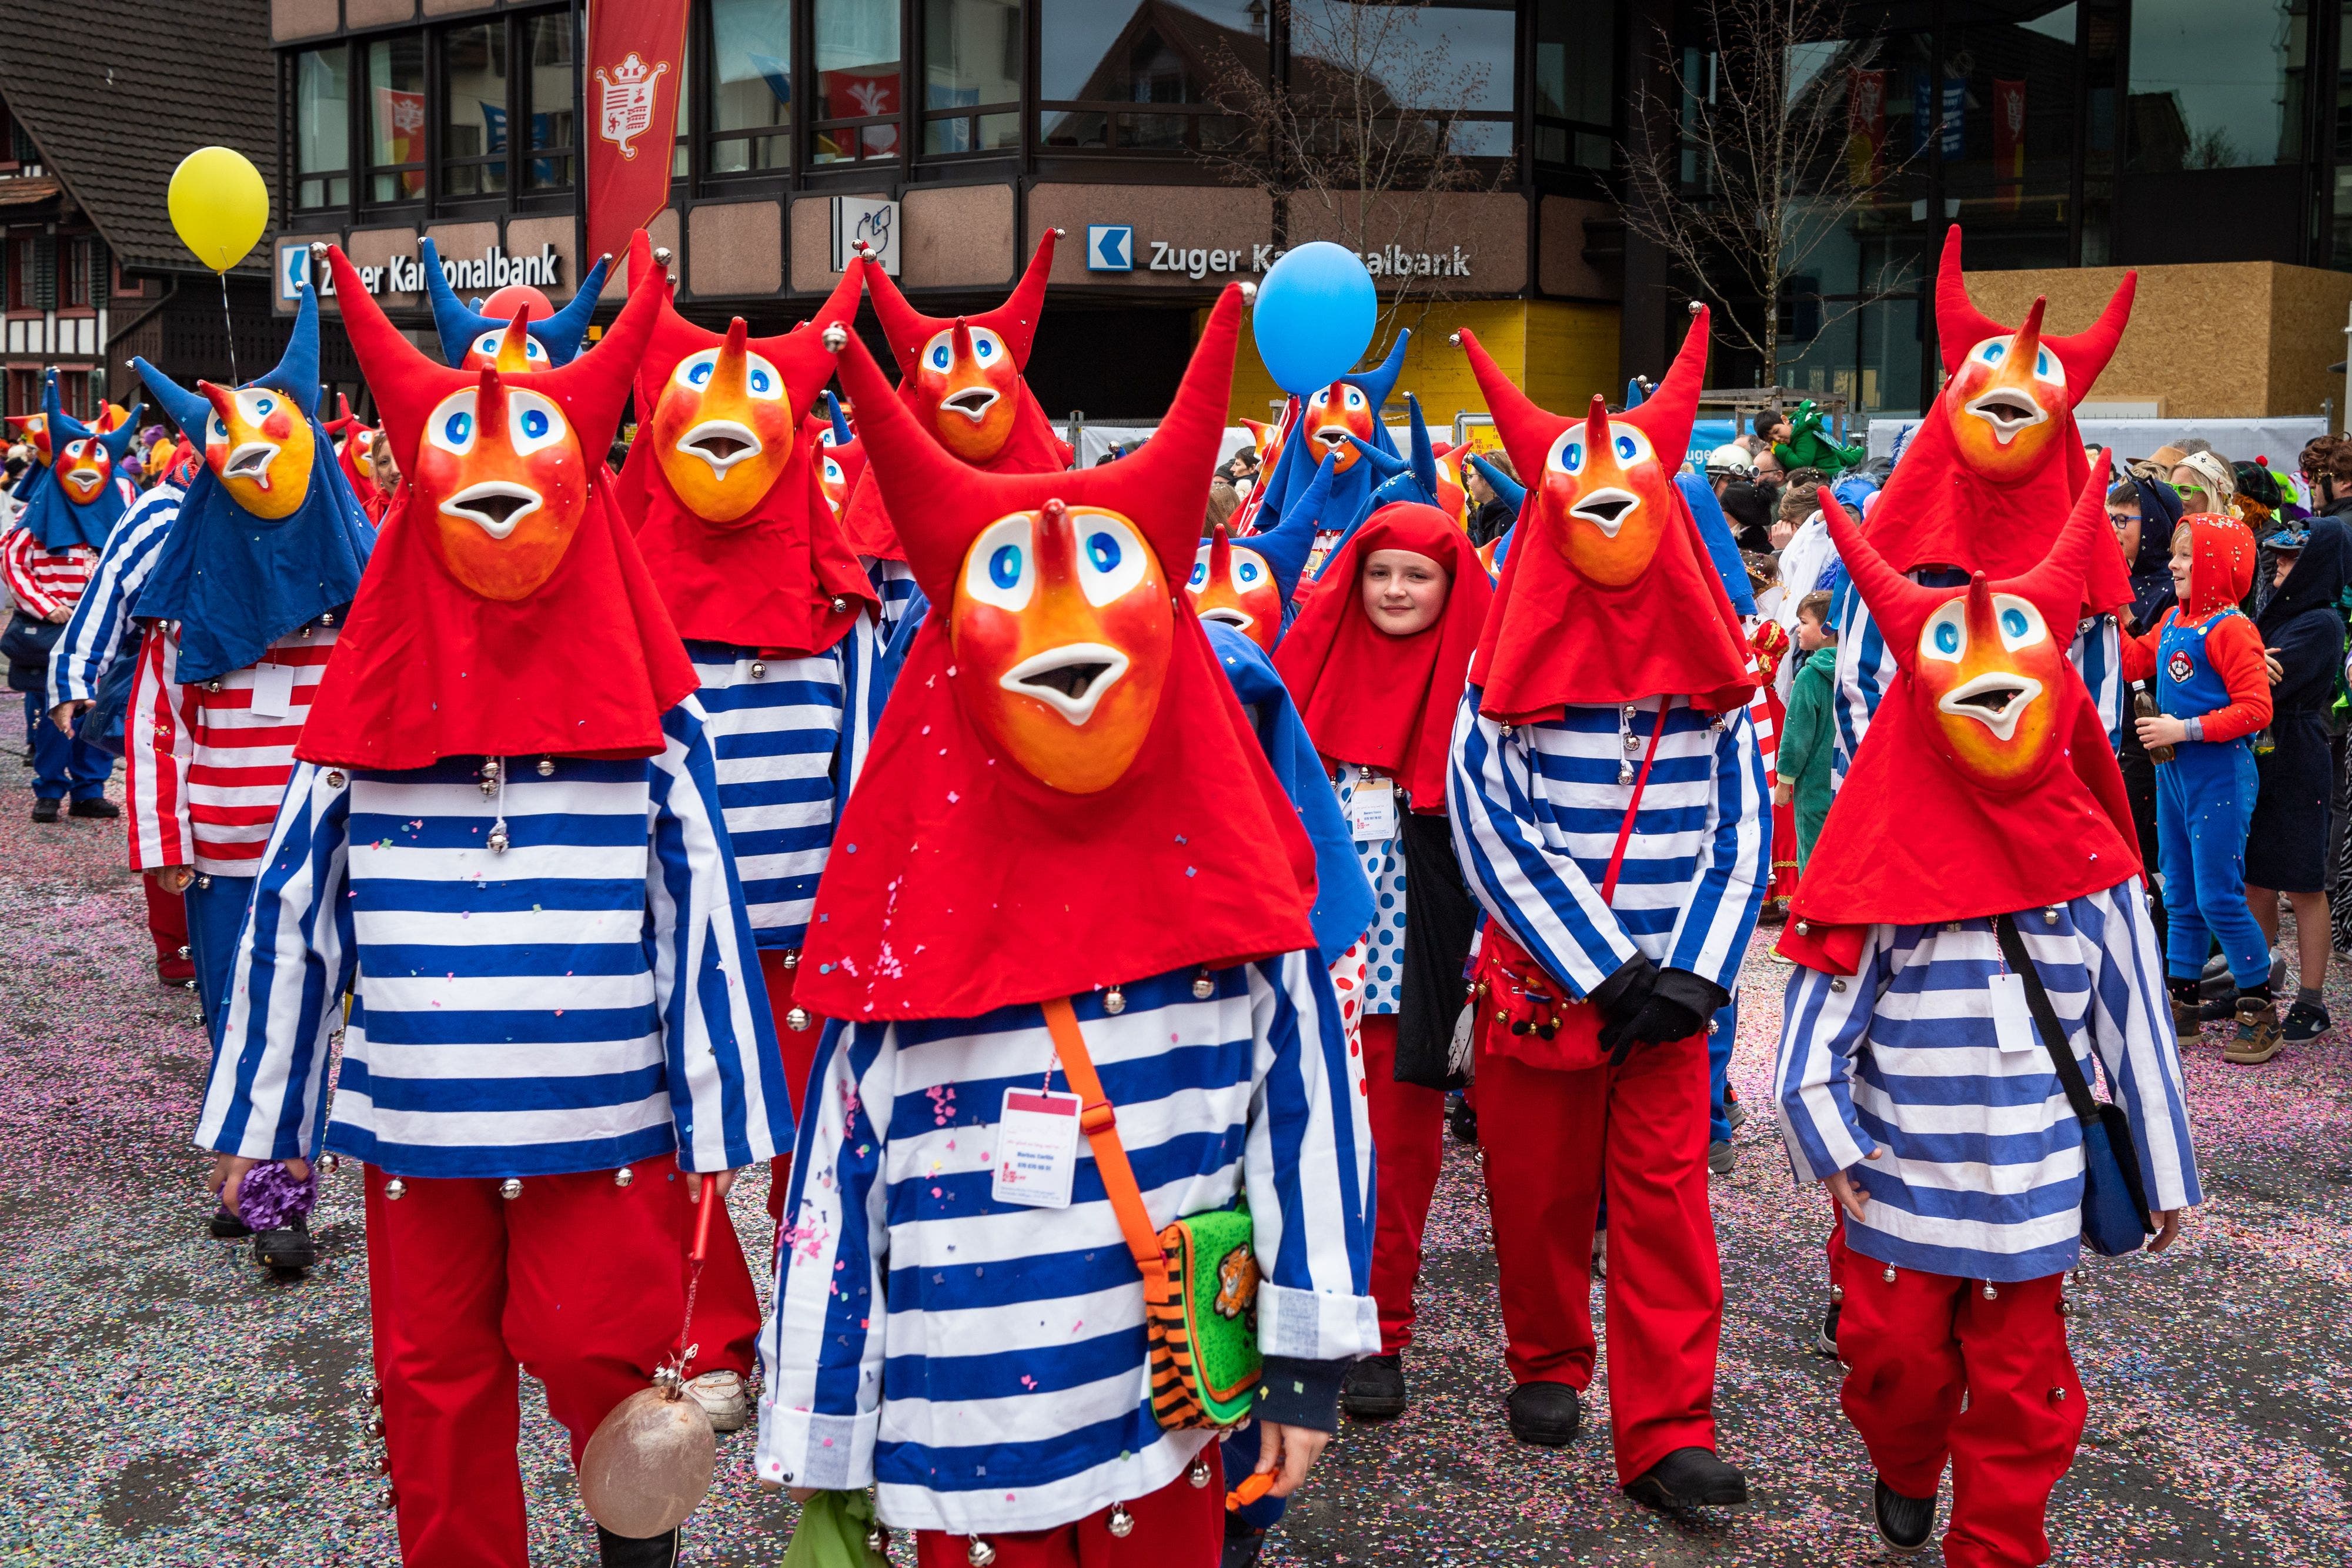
<box><xmin>1155</xmin><ymin>1202</ymin><xmax>1265</xmax><ymax>1427</ymax></box>
<box><xmin>781</xmin><ymin>1489</ymin><xmax>890</xmax><ymax>1568</ymax></box>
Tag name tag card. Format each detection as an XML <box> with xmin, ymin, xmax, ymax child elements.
<box><xmin>1348</xmin><ymin>776</ymin><xmax>1398</xmax><ymax>841</ymax></box>
<box><xmin>993</xmin><ymin>1088</ymin><xmax>1083</xmax><ymax>1208</ymax></box>
<box><xmin>1986</xmin><ymin>971</ymin><xmax>2037</xmax><ymax>1055</ymax></box>
<box><xmin>247</xmin><ymin>662</ymin><xmax>297</xmax><ymax>718</ymax></box>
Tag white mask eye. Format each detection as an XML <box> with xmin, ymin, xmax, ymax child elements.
<box><xmin>507</xmin><ymin>390</ymin><xmax>569</xmax><ymax>456</ymax></box>
<box><xmin>1308</xmin><ymin>389</ymin><xmax>1329</xmax><ymax>412</ymax></box>
<box><xmin>1993</xmin><ymin>593</ymin><xmax>2047</xmax><ymax>652</ymax></box>
<box><xmin>1344</xmin><ymin>387</ymin><xmax>1365</xmax><ymax>410</ymax></box>
<box><xmin>524</xmin><ymin>337</ymin><xmax>547</xmax><ymax>363</ymax></box>
<box><xmin>426</xmin><ymin>390</ymin><xmax>479</xmax><ymax>456</ymax></box>
<box><xmin>1548</xmin><ymin>430</ymin><xmax>1587</xmax><ymax>476</ymax></box>
<box><xmin>1921</xmin><ymin>600</ymin><xmax>1967</xmax><ymax>664</ymax></box>
<box><xmin>675</xmin><ymin>350</ymin><xmax>720</xmax><ymax>392</ymax></box>
<box><xmin>970</xmin><ymin>328</ymin><xmax>1003</xmax><ymax>365</ymax></box>
<box><xmin>472</xmin><ymin>332</ymin><xmax>503</xmax><ymax>361</ymax></box>
<box><xmin>964</xmin><ymin>514</ymin><xmax>1036</xmax><ymax>612</ymax></box>
<box><xmin>1073</xmin><ymin>512</ymin><xmax>1149</xmax><ymax>607</ymax></box>
<box><xmin>1187</xmin><ymin>547</ymin><xmax>1210</xmax><ymax>591</ymax></box>
<box><xmin>923</xmin><ymin>329</ymin><xmax>955</xmax><ymax>374</ymax></box>
<box><xmin>1607</xmin><ymin>422</ymin><xmax>1653</xmax><ymax>467</ymax></box>
<box><xmin>208</xmin><ymin>414</ymin><xmax>229</xmax><ymax>443</ymax></box>
<box><xmin>1232</xmin><ymin>547</ymin><xmax>1269</xmax><ymax>587</ymax></box>
<box><xmin>823</xmin><ymin>457</ymin><xmax>844</xmax><ymax>486</ymax></box>
<box><xmin>743</xmin><ymin>352</ymin><xmax>783</xmax><ymax>402</ymax></box>
<box><xmin>2031</xmin><ymin>346</ymin><xmax>2062</xmax><ymax>386</ymax></box>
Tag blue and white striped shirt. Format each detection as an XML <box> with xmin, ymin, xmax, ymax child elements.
<box><xmin>47</xmin><ymin>483</ymin><xmax>179</xmax><ymax>708</ymax></box>
<box><xmin>687</xmin><ymin>617</ymin><xmax>878</xmax><ymax>950</ymax></box>
<box><xmin>1447</xmin><ymin>688</ymin><xmax>1769</xmax><ymax>999</ymax></box>
<box><xmin>754</xmin><ymin>954</ymin><xmax>1377</xmax><ymax>1536</ymax></box>
<box><xmin>1831</xmin><ymin>573</ymin><xmax>2123</xmax><ymax>788</ymax></box>
<box><xmin>193</xmin><ymin>700</ymin><xmax>791</xmax><ymax>1179</ymax></box>
<box><xmin>1772</xmin><ymin>884</ymin><xmax>2200</xmax><ymax>1282</ymax></box>
<box><xmin>863</xmin><ymin>555</ymin><xmax>920</xmax><ymax>647</ymax></box>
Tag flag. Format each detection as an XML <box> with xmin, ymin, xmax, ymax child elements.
<box><xmin>1993</xmin><ymin>79</ymin><xmax>2027</xmax><ymax>212</ymax></box>
<box><xmin>1846</xmin><ymin>69</ymin><xmax>1886</xmax><ymax>187</ymax></box>
<box><xmin>585</xmin><ymin>0</ymin><xmax>690</xmax><ymax>264</ymax></box>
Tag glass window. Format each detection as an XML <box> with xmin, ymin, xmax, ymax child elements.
<box><xmin>4</xmin><ymin>238</ymin><xmax>29</xmax><ymax>312</ymax></box>
<box><xmin>1534</xmin><ymin>2</ymin><xmax>1611</xmax><ymax>169</ymax></box>
<box><xmin>1288</xmin><ymin>0</ymin><xmax>1515</xmax><ymax>159</ymax></box>
<box><xmin>521</xmin><ymin>12</ymin><xmax>577</xmax><ymax>192</ymax></box>
<box><xmin>923</xmin><ymin>0</ymin><xmax>1020</xmax><ymax>156</ymax></box>
<box><xmin>64</xmin><ymin>238</ymin><xmax>92</xmax><ymax>309</ymax></box>
<box><xmin>443</xmin><ymin>21</ymin><xmax>510</xmax><ymax>198</ymax></box>
<box><xmin>1037</xmin><ymin>0</ymin><xmax>1264</xmax><ymax>153</ymax></box>
<box><xmin>814</xmin><ymin>0</ymin><xmax>903</xmax><ymax>163</ymax></box>
<box><xmin>367</xmin><ymin>34</ymin><xmax>427</xmax><ymax>202</ymax></box>
<box><xmin>710</xmin><ymin>0</ymin><xmax>793</xmax><ymax>174</ymax></box>
<box><xmin>2127</xmin><ymin>0</ymin><xmax>2306</xmax><ymax>171</ymax></box>
<box><xmin>294</xmin><ymin>45</ymin><xmax>352</xmax><ymax>208</ymax></box>
<box><xmin>1936</xmin><ymin>4</ymin><xmax>2080</xmax><ymax>266</ymax></box>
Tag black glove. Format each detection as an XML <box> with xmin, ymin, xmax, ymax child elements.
<box><xmin>1604</xmin><ymin>967</ymin><xmax>1730</xmax><ymax>1066</ymax></box>
<box><xmin>1589</xmin><ymin>953</ymin><xmax>1658</xmax><ymax>1059</ymax></box>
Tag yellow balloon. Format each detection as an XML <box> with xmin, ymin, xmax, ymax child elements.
<box><xmin>167</xmin><ymin>146</ymin><xmax>269</xmax><ymax>275</ymax></box>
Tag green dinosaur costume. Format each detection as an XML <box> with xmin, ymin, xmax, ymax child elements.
<box><xmin>1772</xmin><ymin>399</ymin><xmax>1866</xmax><ymax>478</ymax></box>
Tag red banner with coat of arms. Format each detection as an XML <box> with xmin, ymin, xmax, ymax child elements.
<box><xmin>584</xmin><ymin>0</ymin><xmax>690</xmax><ymax>266</ymax></box>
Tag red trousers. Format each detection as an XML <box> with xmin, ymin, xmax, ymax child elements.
<box><xmin>143</xmin><ymin>875</ymin><xmax>192</xmax><ymax>978</ymax></box>
<box><xmin>363</xmin><ymin>1159</ymin><xmax>690</xmax><ymax>1568</ymax></box>
<box><xmin>914</xmin><ymin>1443</ymin><xmax>1225</xmax><ymax>1567</ymax></box>
<box><xmin>1361</xmin><ymin>1015</ymin><xmax>1445</xmax><ymax>1352</ymax></box>
<box><xmin>1840</xmin><ymin>1265</ymin><xmax>2084</xmax><ymax>1568</ymax></box>
<box><xmin>691</xmin><ymin>945</ymin><xmax>824</xmax><ymax>1377</ymax></box>
<box><xmin>1476</xmin><ymin>1031</ymin><xmax>1720</xmax><ymax>1483</ymax></box>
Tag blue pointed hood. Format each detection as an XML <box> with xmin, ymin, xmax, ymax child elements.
<box><xmin>1677</xmin><ymin>473</ymin><xmax>1755</xmax><ymax>617</ymax></box>
<box><xmin>1365</xmin><ymin>396</ymin><xmax>1444</xmax><ymax>511</ymax></box>
<box><xmin>129</xmin><ymin>280</ymin><xmax>376</xmax><ymax>684</ymax></box>
<box><xmin>17</xmin><ymin>373</ymin><xmax>136</xmax><ymax>549</ymax></box>
<box><xmin>1465</xmin><ymin>450</ymin><xmax>1524</xmax><ymax>512</ymax></box>
<box><xmin>1339</xmin><ymin>331</ymin><xmax>1409</xmax><ymax>433</ymax></box>
<box><xmin>1203</xmin><ymin>620</ymin><xmax>1375</xmax><ymax>966</ymax></box>
<box><xmin>1244</xmin><ymin>447</ymin><xmax>1338</xmax><ymax>608</ymax></box>
<box><xmin>420</xmin><ymin>238</ymin><xmax>612</xmax><ymax>367</ymax></box>
<box><xmin>824</xmin><ymin>391</ymin><xmax>854</xmax><ymax>444</ymax></box>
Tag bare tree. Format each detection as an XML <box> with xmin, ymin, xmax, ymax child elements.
<box><xmin>1618</xmin><ymin>0</ymin><xmax>1926</xmax><ymax>386</ymax></box>
<box><xmin>1195</xmin><ymin>0</ymin><xmax>1502</xmax><ymax>340</ymax></box>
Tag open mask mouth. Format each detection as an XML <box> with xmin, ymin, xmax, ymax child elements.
<box><xmin>225</xmin><ymin>442</ymin><xmax>279</xmax><ymax>483</ymax></box>
<box><xmin>1568</xmin><ymin>487</ymin><xmax>1640</xmax><ymax>539</ymax></box>
<box><xmin>1000</xmin><ymin>642</ymin><xmax>1131</xmax><ymax>726</ymax></box>
<box><xmin>1313</xmin><ymin>426</ymin><xmax>1348</xmax><ymax>450</ymax></box>
<box><xmin>439</xmin><ymin>480</ymin><xmax>544</xmax><ymax>540</ymax></box>
<box><xmin>1197</xmin><ymin>606</ymin><xmax>1254</xmax><ymax>633</ymax></box>
<box><xmin>1965</xmin><ymin>388</ymin><xmax>2048</xmax><ymax>445</ymax></box>
<box><xmin>677</xmin><ymin>420</ymin><xmax>762</xmax><ymax>478</ymax></box>
<box><xmin>1938</xmin><ymin>671</ymin><xmax>2044</xmax><ymax>741</ymax></box>
<box><xmin>943</xmin><ymin>387</ymin><xmax>1000</xmax><ymax>424</ymax></box>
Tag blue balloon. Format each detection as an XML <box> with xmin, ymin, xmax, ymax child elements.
<box><xmin>1253</xmin><ymin>242</ymin><xmax>1376</xmax><ymax>396</ymax></box>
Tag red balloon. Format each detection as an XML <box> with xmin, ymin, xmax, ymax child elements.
<box><xmin>479</xmin><ymin>283</ymin><xmax>554</xmax><ymax>323</ymax></box>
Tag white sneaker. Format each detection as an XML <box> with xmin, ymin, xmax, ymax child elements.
<box><xmin>687</xmin><ymin>1369</ymin><xmax>749</xmax><ymax>1432</ymax></box>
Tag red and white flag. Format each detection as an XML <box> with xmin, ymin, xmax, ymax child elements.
<box><xmin>584</xmin><ymin>0</ymin><xmax>690</xmax><ymax>265</ymax></box>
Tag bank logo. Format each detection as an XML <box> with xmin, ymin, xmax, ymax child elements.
<box><xmin>1087</xmin><ymin>225</ymin><xmax>1134</xmax><ymax>272</ymax></box>
<box><xmin>594</xmin><ymin>52</ymin><xmax>671</xmax><ymax>161</ymax></box>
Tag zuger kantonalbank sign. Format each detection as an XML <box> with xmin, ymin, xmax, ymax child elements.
<box><xmin>280</xmin><ymin>242</ymin><xmax>565</xmax><ymax>302</ymax></box>
<box><xmin>1086</xmin><ymin>225</ymin><xmax>1471</xmax><ymax>282</ymax></box>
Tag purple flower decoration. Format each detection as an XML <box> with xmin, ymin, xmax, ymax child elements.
<box><xmin>237</xmin><ymin>1161</ymin><xmax>319</xmax><ymax>1232</ymax></box>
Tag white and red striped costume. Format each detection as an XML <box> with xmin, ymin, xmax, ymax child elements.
<box><xmin>2</xmin><ymin>526</ymin><xmax>101</xmax><ymax>619</ymax></box>
<box><xmin>125</xmin><ymin>623</ymin><xmax>338</xmax><ymax>874</ymax></box>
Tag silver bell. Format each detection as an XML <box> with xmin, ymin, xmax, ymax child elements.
<box><xmin>176</xmin><ymin>945</ymin><xmax>191</xmax><ymax>959</ymax></box>
<box><xmin>822</xmin><ymin>322</ymin><xmax>849</xmax><ymax>353</ymax></box>
<box><xmin>1187</xmin><ymin>1456</ymin><xmax>1211</xmax><ymax>1488</ymax></box>
<box><xmin>499</xmin><ymin>1178</ymin><xmax>523</xmax><ymax>1200</ymax></box>
<box><xmin>381</xmin><ymin>1489</ymin><xmax>397</xmax><ymax>1510</ymax></box>
<box><xmin>322</xmin><ymin>1154</ymin><xmax>341</xmax><ymax>1174</ymax></box>
<box><xmin>1191</xmin><ymin>969</ymin><xmax>1214</xmax><ymax>999</ymax></box>
<box><xmin>2043</xmin><ymin>907</ymin><xmax>2060</xmax><ymax>925</ymax></box>
<box><xmin>1795</xmin><ymin>920</ymin><xmax>1810</xmax><ymax>935</ymax></box>
<box><xmin>1829</xmin><ymin>1284</ymin><xmax>1845</xmax><ymax>1303</ymax></box>
<box><xmin>320</xmin><ymin>610</ymin><xmax>336</xmax><ymax>626</ymax></box>
<box><xmin>1103</xmin><ymin>985</ymin><xmax>1126</xmax><ymax>1016</ymax></box>
<box><xmin>481</xmin><ymin>758</ymin><xmax>502</xmax><ymax>780</ymax></box>
<box><xmin>614</xmin><ymin>1165</ymin><xmax>634</xmax><ymax>1188</ymax></box>
<box><xmin>1107</xmin><ymin>1503</ymin><xmax>1135</xmax><ymax>1539</ymax></box>
<box><xmin>197</xmin><ymin>874</ymin><xmax>213</xmax><ymax>891</ymax></box>
<box><xmin>966</xmin><ymin>1539</ymin><xmax>997</xmax><ymax>1567</ymax></box>
<box><xmin>2052</xmin><ymin>1385</ymin><xmax>2069</xmax><ymax>1402</ymax></box>
<box><xmin>831</xmin><ymin>596</ymin><xmax>848</xmax><ymax>613</ymax></box>
<box><xmin>784</xmin><ymin>1006</ymin><xmax>811</xmax><ymax>1032</ymax></box>
<box><xmin>206</xmin><ymin>680</ymin><xmax>222</xmax><ymax>693</ymax></box>
<box><xmin>782</xmin><ymin>948</ymin><xmax>800</xmax><ymax>969</ymax></box>
<box><xmin>750</xmin><ymin>661</ymin><xmax>767</xmax><ymax>679</ymax></box>
<box><xmin>384</xmin><ymin>1178</ymin><xmax>407</xmax><ymax>1201</ymax></box>
<box><xmin>326</xmin><ymin>770</ymin><xmax>346</xmax><ymax>788</ymax></box>
<box><xmin>1617</xmin><ymin>760</ymin><xmax>1636</xmax><ymax>786</ymax></box>
<box><xmin>368</xmin><ymin>1383</ymin><xmax>383</xmax><ymax>1405</ymax></box>
<box><xmin>486</xmin><ymin>824</ymin><xmax>510</xmax><ymax>854</ymax></box>
<box><xmin>1881</xmin><ymin>1265</ymin><xmax>1896</xmax><ymax>1283</ymax></box>
<box><xmin>369</xmin><ymin>1412</ymin><xmax>385</xmax><ymax>1436</ymax></box>
<box><xmin>1982</xmin><ymin>1281</ymin><xmax>1998</xmax><ymax>1300</ymax></box>
<box><xmin>537</xmin><ymin>758</ymin><xmax>554</xmax><ymax>777</ymax></box>
<box><xmin>867</xmin><ymin>1526</ymin><xmax>888</xmax><ymax>1553</ymax></box>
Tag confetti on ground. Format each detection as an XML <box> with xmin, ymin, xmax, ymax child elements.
<box><xmin>2</xmin><ymin>782</ymin><xmax>2346</xmax><ymax>1565</ymax></box>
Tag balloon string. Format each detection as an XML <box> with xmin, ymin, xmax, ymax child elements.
<box><xmin>219</xmin><ymin>271</ymin><xmax>238</xmax><ymax>385</ymax></box>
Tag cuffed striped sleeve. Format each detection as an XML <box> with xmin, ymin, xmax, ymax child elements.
<box><xmin>123</xmin><ymin>629</ymin><xmax>191</xmax><ymax>871</ymax></box>
<box><xmin>47</xmin><ymin>487</ymin><xmax>176</xmax><ymax>708</ymax></box>
<box><xmin>194</xmin><ymin>761</ymin><xmax>354</xmax><ymax>1162</ymax></box>
<box><xmin>2</xmin><ymin>526</ymin><xmax>58</xmax><ymax>618</ymax></box>
<box><xmin>2078</xmin><ymin>878</ymin><xmax>2202</xmax><ymax>1212</ymax></box>
<box><xmin>647</xmin><ymin>698</ymin><xmax>791</xmax><ymax>1174</ymax></box>
<box><xmin>1772</xmin><ymin>941</ymin><xmax>1885</xmax><ymax>1185</ymax></box>
<box><xmin>755</xmin><ymin>1018</ymin><xmax>891</xmax><ymax>1492</ymax></box>
<box><xmin>1446</xmin><ymin>690</ymin><xmax>1638</xmax><ymax>997</ymax></box>
<box><xmin>1830</xmin><ymin>582</ymin><xmax>1890</xmax><ymax>793</ymax></box>
<box><xmin>833</xmin><ymin>608</ymin><xmax>881</xmax><ymax>794</ymax></box>
<box><xmin>1663</xmin><ymin>706</ymin><xmax>1770</xmax><ymax>992</ymax></box>
<box><xmin>1247</xmin><ymin>950</ymin><xmax>1379</xmax><ymax>1363</ymax></box>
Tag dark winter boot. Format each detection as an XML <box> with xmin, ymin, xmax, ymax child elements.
<box><xmin>1504</xmin><ymin>1381</ymin><xmax>1582</xmax><ymax>1447</ymax></box>
<box><xmin>1623</xmin><ymin>1446</ymin><xmax>1748</xmax><ymax>1510</ymax></box>
<box><xmin>1874</xmin><ymin>1476</ymin><xmax>1936</xmax><ymax>1553</ymax></box>
<box><xmin>1340</xmin><ymin>1353</ymin><xmax>1407</xmax><ymax>1420</ymax></box>
<box><xmin>596</xmin><ymin>1526</ymin><xmax>679</xmax><ymax>1568</ymax></box>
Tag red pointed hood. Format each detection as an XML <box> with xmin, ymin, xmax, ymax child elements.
<box><xmin>615</xmin><ymin>233</ymin><xmax>876</xmax><ymax>652</ymax></box>
<box><xmin>797</xmin><ymin>284</ymin><xmax>1318</xmax><ymax>1021</ymax></box>
<box><xmin>1864</xmin><ymin>226</ymin><xmax>2136</xmax><ymax>615</ymax></box>
<box><xmin>298</xmin><ymin>239</ymin><xmax>698</xmax><ymax>770</ymax></box>
<box><xmin>1783</xmin><ymin>469</ymin><xmax>2140</xmax><ymax>953</ymax></box>
<box><xmin>1456</xmin><ymin>307</ymin><xmax>1753</xmax><ymax>717</ymax></box>
<box><xmin>2174</xmin><ymin>511</ymin><xmax>2257</xmax><ymax>621</ymax></box>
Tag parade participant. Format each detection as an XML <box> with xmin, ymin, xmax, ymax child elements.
<box><xmin>324</xmin><ymin>392</ymin><xmax>389</xmax><ymax>523</ymax></box>
<box><xmin>196</xmin><ymin>240</ymin><xmax>789</xmax><ymax>1568</ymax></box>
<box><xmin>116</xmin><ymin>278</ymin><xmax>376</xmax><ymax>1271</ymax></box>
<box><xmin>1186</xmin><ymin>449</ymin><xmax>1333</xmax><ymax>653</ymax></box>
<box><xmin>814</xmin><ymin>391</ymin><xmax>866</xmax><ymax>522</ymax></box>
<box><xmin>417</xmin><ymin>235</ymin><xmax>612</xmax><ymax>370</ymax></box>
<box><xmin>759</xmin><ymin>284</ymin><xmax>1375</xmax><ymax>1567</ymax></box>
<box><xmin>1278</xmin><ymin>336</ymin><xmax>1410</xmax><ymax>576</ymax></box>
<box><xmin>1774</xmin><ymin>479</ymin><xmax>2197</xmax><ymax>1565</ymax></box>
<box><xmin>5</xmin><ymin>372</ymin><xmax>141</xmax><ymax>820</ymax></box>
<box><xmin>1834</xmin><ymin>228</ymin><xmax>2137</xmax><ymax>783</ymax></box>
<box><xmin>1274</xmin><ymin>499</ymin><xmax>1490</xmax><ymax>1424</ymax></box>
<box><xmin>613</xmin><ymin>232</ymin><xmax>879</xmax><ymax>1427</ymax></box>
<box><xmin>1448</xmin><ymin>306</ymin><xmax>1765</xmax><ymax>1508</ymax></box>
<box><xmin>2119</xmin><ymin>511</ymin><xmax>2277</xmax><ymax>1059</ymax></box>
<box><xmin>840</xmin><ymin>231</ymin><xmax>1073</xmax><ymax>640</ymax></box>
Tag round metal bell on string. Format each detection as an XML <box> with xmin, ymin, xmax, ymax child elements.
<box><xmin>1107</xmin><ymin>1502</ymin><xmax>1135</xmax><ymax>1538</ymax></box>
<box><xmin>966</xmin><ymin>1538</ymin><xmax>997</xmax><ymax>1566</ymax></box>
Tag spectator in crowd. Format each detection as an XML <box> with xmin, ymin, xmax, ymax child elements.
<box><xmin>1205</xmin><ymin>476</ymin><xmax>1241</xmax><ymax>533</ymax></box>
<box><xmin>1704</xmin><ymin>444</ymin><xmax>1755</xmax><ymax>499</ymax></box>
<box><xmin>1720</xmin><ymin>480</ymin><xmax>1773</xmax><ymax>551</ymax></box>
<box><xmin>1775</xmin><ymin>589</ymin><xmax>1839</xmax><ymax>875</ymax></box>
<box><xmin>2304</xmin><ymin>436</ymin><xmax>2352</xmax><ymax>519</ymax></box>
<box><xmin>1465</xmin><ymin>452</ymin><xmax>1518</xmax><ymax>547</ymax></box>
<box><xmin>2247</xmin><ymin>520</ymin><xmax>2350</xmax><ymax>1041</ymax></box>
<box><xmin>2112</xmin><ymin>474</ymin><xmax>2187</xmax><ymax>957</ymax></box>
<box><xmin>1768</xmin><ymin>481</ymin><xmax>1821</xmax><ymax>551</ymax></box>
<box><xmin>2171</xmin><ymin>450</ymin><xmax>2235</xmax><ymax>517</ymax></box>
<box><xmin>1218</xmin><ymin>442</ymin><xmax>1260</xmax><ymax>492</ymax></box>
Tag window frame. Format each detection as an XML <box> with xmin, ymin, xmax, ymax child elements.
<box><xmin>700</xmin><ymin>0</ymin><xmax>797</xmax><ymax>181</ymax></box>
<box><xmin>915</xmin><ymin>0</ymin><xmax>1021</xmax><ymax>162</ymax></box>
<box><xmin>290</xmin><ymin>40</ymin><xmax>356</xmax><ymax>212</ymax></box>
<box><xmin>60</xmin><ymin>236</ymin><xmax>93</xmax><ymax>314</ymax></box>
<box><xmin>362</xmin><ymin>28</ymin><xmax>430</xmax><ymax>210</ymax></box>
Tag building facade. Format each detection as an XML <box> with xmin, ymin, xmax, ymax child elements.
<box><xmin>263</xmin><ymin>0</ymin><xmax>2352</xmax><ymax>428</ymax></box>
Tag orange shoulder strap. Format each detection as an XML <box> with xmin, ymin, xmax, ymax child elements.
<box><xmin>1041</xmin><ymin>996</ymin><xmax>1174</xmax><ymax>1306</ymax></box>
